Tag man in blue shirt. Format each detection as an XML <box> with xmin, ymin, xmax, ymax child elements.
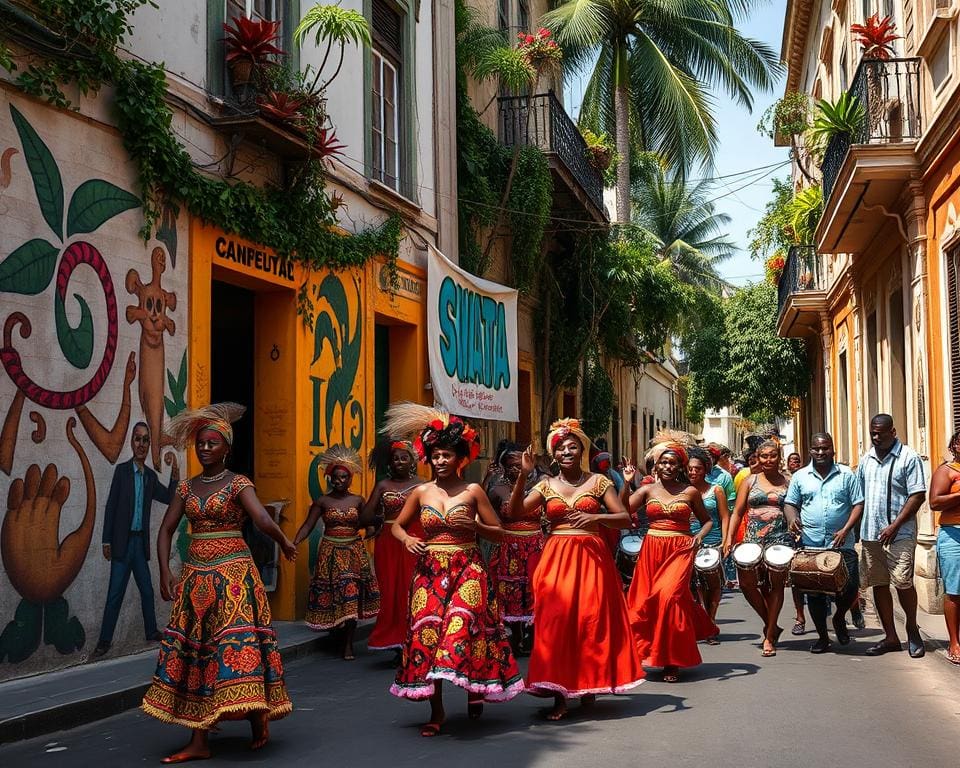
<box><xmin>92</xmin><ymin>422</ymin><xmax>178</xmax><ymax>658</ymax></box>
<box><xmin>784</xmin><ymin>433</ymin><xmax>864</xmax><ymax>654</ymax></box>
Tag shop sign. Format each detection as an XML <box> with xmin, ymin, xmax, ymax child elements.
<box><xmin>427</xmin><ymin>245</ymin><xmax>518</xmax><ymax>421</ymax></box>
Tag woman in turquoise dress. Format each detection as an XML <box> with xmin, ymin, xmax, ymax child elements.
<box><xmin>687</xmin><ymin>447</ymin><xmax>728</xmax><ymax>643</ymax></box>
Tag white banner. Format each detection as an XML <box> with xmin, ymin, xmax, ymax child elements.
<box><xmin>427</xmin><ymin>245</ymin><xmax>519</xmax><ymax>422</ymax></box>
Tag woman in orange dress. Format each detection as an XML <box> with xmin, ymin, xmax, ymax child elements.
<box><xmin>143</xmin><ymin>403</ymin><xmax>295</xmax><ymax>764</ymax></box>
<box><xmin>364</xmin><ymin>439</ymin><xmax>423</xmax><ymax>657</ymax></box>
<box><xmin>510</xmin><ymin>419</ymin><xmax>643</xmax><ymax>721</ymax></box>
<box><xmin>623</xmin><ymin>444</ymin><xmax>718</xmax><ymax>683</ymax></box>
<box><xmin>385</xmin><ymin>403</ymin><xmax>523</xmax><ymax>737</ymax></box>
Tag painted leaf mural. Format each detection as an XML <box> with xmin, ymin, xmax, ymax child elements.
<box><xmin>66</xmin><ymin>180</ymin><xmax>140</xmax><ymax>237</ymax></box>
<box><xmin>0</xmin><ymin>239</ymin><xmax>58</xmax><ymax>294</ymax></box>
<box><xmin>9</xmin><ymin>105</ymin><xmax>63</xmax><ymax>241</ymax></box>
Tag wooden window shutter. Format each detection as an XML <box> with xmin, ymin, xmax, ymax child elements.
<box><xmin>948</xmin><ymin>247</ymin><xmax>960</xmax><ymax>431</ymax></box>
<box><xmin>372</xmin><ymin>0</ymin><xmax>402</xmax><ymax>61</ymax></box>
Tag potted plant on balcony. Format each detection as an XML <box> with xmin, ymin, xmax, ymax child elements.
<box><xmin>809</xmin><ymin>92</ymin><xmax>864</xmax><ymax>155</ymax></box>
<box><xmin>787</xmin><ymin>185</ymin><xmax>823</xmax><ymax>245</ymax></box>
<box><xmin>581</xmin><ymin>128</ymin><xmax>614</xmax><ymax>171</ymax></box>
<box><xmin>223</xmin><ymin>15</ymin><xmax>286</xmax><ymax>96</ymax></box>
<box><xmin>765</xmin><ymin>253</ymin><xmax>786</xmax><ymax>285</ymax></box>
<box><xmin>516</xmin><ymin>28</ymin><xmax>563</xmax><ymax>81</ymax></box>
<box><xmin>851</xmin><ymin>13</ymin><xmax>900</xmax><ymax>60</ymax></box>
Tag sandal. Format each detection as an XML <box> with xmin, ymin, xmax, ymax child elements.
<box><xmin>420</xmin><ymin>720</ymin><xmax>444</xmax><ymax>737</ymax></box>
<box><xmin>947</xmin><ymin>651</ymin><xmax>960</xmax><ymax>666</ymax></box>
<box><xmin>761</xmin><ymin>646</ymin><xmax>777</xmax><ymax>657</ymax></box>
<box><xmin>705</xmin><ymin>635</ymin><xmax>720</xmax><ymax>646</ymax></box>
<box><xmin>791</xmin><ymin>620</ymin><xmax>806</xmax><ymax>636</ymax></box>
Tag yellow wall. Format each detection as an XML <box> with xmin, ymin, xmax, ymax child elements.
<box><xmin>188</xmin><ymin>221</ymin><xmax>427</xmax><ymax>619</ymax></box>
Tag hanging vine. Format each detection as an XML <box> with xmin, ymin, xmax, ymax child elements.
<box><xmin>0</xmin><ymin>0</ymin><xmax>401</xmax><ymax>321</ymax></box>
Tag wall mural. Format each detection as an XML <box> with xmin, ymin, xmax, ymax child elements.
<box><xmin>0</xmin><ymin>96</ymin><xmax>185</xmax><ymax>677</ymax></box>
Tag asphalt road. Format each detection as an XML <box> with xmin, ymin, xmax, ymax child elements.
<box><xmin>3</xmin><ymin>592</ymin><xmax>959</xmax><ymax>768</ymax></box>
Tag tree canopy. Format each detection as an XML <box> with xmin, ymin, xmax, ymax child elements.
<box><xmin>684</xmin><ymin>282</ymin><xmax>810</xmax><ymax>422</ymax></box>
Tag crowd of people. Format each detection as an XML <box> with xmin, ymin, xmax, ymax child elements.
<box><xmin>134</xmin><ymin>401</ymin><xmax>948</xmax><ymax>761</ymax></box>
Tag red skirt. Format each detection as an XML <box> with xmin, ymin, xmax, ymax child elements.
<box><xmin>488</xmin><ymin>529</ymin><xmax>544</xmax><ymax>624</ymax></box>
<box><xmin>368</xmin><ymin>524</ymin><xmax>416</xmax><ymax>650</ymax></box>
<box><xmin>526</xmin><ymin>532</ymin><xmax>644</xmax><ymax>697</ymax></box>
<box><xmin>626</xmin><ymin>533</ymin><xmax>719</xmax><ymax>668</ymax></box>
<box><xmin>390</xmin><ymin>544</ymin><xmax>524</xmax><ymax>702</ymax></box>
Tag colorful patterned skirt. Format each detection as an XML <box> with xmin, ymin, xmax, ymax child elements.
<box><xmin>526</xmin><ymin>531</ymin><xmax>645</xmax><ymax>697</ymax></box>
<box><xmin>627</xmin><ymin>531</ymin><xmax>719</xmax><ymax>668</ymax></box>
<box><xmin>390</xmin><ymin>543</ymin><xmax>524</xmax><ymax>702</ymax></box>
<box><xmin>488</xmin><ymin>527</ymin><xmax>545</xmax><ymax>624</ymax></box>
<box><xmin>368</xmin><ymin>522</ymin><xmax>417</xmax><ymax>650</ymax></box>
<box><xmin>141</xmin><ymin>532</ymin><xmax>292</xmax><ymax>729</ymax></box>
<box><xmin>305</xmin><ymin>535</ymin><xmax>380</xmax><ymax>630</ymax></box>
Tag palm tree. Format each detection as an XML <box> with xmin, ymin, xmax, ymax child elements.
<box><xmin>542</xmin><ymin>0</ymin><xmax>781</xmax><ymax>223</ymax></box>
<box><xmin>630</xmin><ymin>165</ymin><xmax>735</xmax><ymax>293</ymax></box>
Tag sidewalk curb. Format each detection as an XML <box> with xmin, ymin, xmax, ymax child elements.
<box><xmin>0</xmin><ymin>622</ymin><xmax>371</xmax><ymax>745</ymax></box>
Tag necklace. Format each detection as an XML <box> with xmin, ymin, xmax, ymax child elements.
<box><xmin>200</xmin><ymin>469</ymin><xmax>228</xmax><ymax>483</ymax></box>
<box><xmin>557</xmin><ymin>472</ymin><xmax>586</xmax><ymax>487</ymax></box>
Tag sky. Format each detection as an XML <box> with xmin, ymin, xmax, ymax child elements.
<box><xmin>565</xmin><ymin>0</ymin><xmax>790</xmax><ymax>287</ymax></box>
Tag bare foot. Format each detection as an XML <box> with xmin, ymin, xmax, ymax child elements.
<box><xmin>161</xmin><ymin>746</ymin><xmax>211</xmax><ymax>764</ymax></box>
<box><xmin>546</xmin><ymin>696</ymin><xmax>568</xmax><ymax>721</ymax></box>
<box><xmin>249</xmin><ymin>711</ymin><xmax>269</xmax><ymax>750</ymax></box>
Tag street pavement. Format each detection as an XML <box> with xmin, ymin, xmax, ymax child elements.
<box><xmin>2</xmin><ymin>591</ymin><xmax>959</xmax><ymax>768</ymax></box>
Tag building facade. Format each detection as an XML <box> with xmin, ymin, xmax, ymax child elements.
<box><xmin>777</xmin><ymin>0</ymin><xmax>960</xmax><ymax>611</ymax></box>
<box><xmin>0</xmin><ymin>0</ymin><xmax>452</xmax><ymax>679</ymax></box>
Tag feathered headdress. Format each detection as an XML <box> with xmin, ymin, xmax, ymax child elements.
<box><xmin>165</xmin><ymin>402</ymin><xmax>246</xmax><ymax>450</ymax></box>
<box><xmin>650</xmin><ymin>428</ymin><xmax>693</xmax><ymax>448</ymax></box>
<box><xmin>545</xmin><ymin>418</ymin><xmax>591</xmax><ymax>472</ymax></box>
<box><xmin>368</xmin><ymin>437</ymin><xmax>418</xmax><ymax>475</ymax></box>
<box><xmin>318</xmin><ymin>445</ymin><xmax>363</xmax><ymax>477</ymax></box>
<box><xmin>381</xmin><ymin>401</ymin><xmax>481</xmax><ymax>465</ymax></box>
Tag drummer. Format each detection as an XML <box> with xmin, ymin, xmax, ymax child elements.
<box><xmin>783</xmin><ymin>433</ymin><xmax>863</xmax><ymax>654</ymax></box>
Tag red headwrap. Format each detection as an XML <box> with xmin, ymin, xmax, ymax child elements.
<box><xmin>660</xmin><ymin>442</ymin><xmax>689</xmax><ymax>467</ymax></box>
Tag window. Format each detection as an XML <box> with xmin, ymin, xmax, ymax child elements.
<box><xmin>371</xmin><ymin>0</ymin><xmax>403</xmax><ymax>191</ymax></box>
<box><xmin>837</xmin><ymin>350</ymin><xmax>850</xmax><ymax>461</ymax></box>
<box><xmin>888</xmin><ymin>289</ymin><xmax>907</xmax><ymax>433</ymax></box>
<box><xmin>498</xmin><ymin>0</ymin><xmax>509</xmax><ymax>33</ymax></box>
<box><xmin>866</xmin><ymin>310</ymin><xmax>879</xmax><ymax>420</ymax></box>
<box><xmin>212</xmin><ymin>1</ymin><xmax>295</xmax><ymax>98</ymax></box>
<box><xmin>517</xmin><ymin>0</ymin><xmax>530</xmax><ymax>32</ymax></box>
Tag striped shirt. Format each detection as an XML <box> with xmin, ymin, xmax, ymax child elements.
<box><xmin>856</xmin><ymin>439</ymin><xmax>926</xmax><ymax>543</ymax></box>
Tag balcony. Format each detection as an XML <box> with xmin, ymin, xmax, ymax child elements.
<box><xmin>777</xmin><ymin>245</ymin><xmax>828</xmax><ymax>338</ymax></box>
<box><xmin>817</xmin><ymin>57</ymin><xmax>922</xmax><ymax>253</ymax></box>
<box><xmin>498</xmin><ymin>91</ymin><xmax>607</xmax><ymax>223</ymax></box>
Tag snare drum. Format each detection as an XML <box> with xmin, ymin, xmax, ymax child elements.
<box><xmin>732</xmin><ymin>542</ymin><xmax>763</xmax><ymax>571</ymax></box>
<box><xmin>616</xmin><ymin>534</ymin><xmax>643</xmax><ymax>585</ymax></box>
<box><xmin>694</xmin><ymin>546</ymin><xmax>723</xmax><ymax>590</ymax></box>
<box><xmin>763</xmin><ymin>544</ymin><xmax>795</xmax><ymax>572</ymax></box>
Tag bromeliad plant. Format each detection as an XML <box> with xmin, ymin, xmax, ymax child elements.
<box><xmin>851</xmin><ymin>13</ymin><xmax>900</xmax><ymax>60</ymax></box>
<box><xmin>223</xmin><ymin>14</ymin><xmax>286</xmax><ymax>91</ymax></box>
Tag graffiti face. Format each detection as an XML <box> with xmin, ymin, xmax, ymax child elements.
<box><xmin>131</xmin><ymin>423</ymin><xmax>150</xmax><ymax>464</ymax></box>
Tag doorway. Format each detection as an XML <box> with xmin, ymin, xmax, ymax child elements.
<box><xmin>211</xmin><ymin>281</ymin><xmax>255</xmax><ymax>477</ymax></box>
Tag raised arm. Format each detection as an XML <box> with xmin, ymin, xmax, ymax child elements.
<box><xmin>510</xmin><ymin>446</ymin><xmax>545</xmax><ymax>518</ymax></box>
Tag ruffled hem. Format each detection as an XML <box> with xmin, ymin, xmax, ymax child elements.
<box><xmin>304</xmin><ymin>608</ymin><xmax>378</xmax><ymax>631</ymax></box>
<box><xmin>141</xmin><ymin>699</ymin><xmax>293</xmax><ymax>730</ymax></box>
<box><xmin>390</xmin><ymin>670</ymin><xmax>525</xmax><ymax>702</ymax></box>
<box><xmin>525</xmin><ymin>678</ymin><xmax>644</xmax><ymax>697</ymax></box>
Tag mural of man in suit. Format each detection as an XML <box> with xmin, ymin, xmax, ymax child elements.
<box><xmin>92</xmin><ymin>422</ymin><xmax>178</xmax><ymax>658</ymax></box>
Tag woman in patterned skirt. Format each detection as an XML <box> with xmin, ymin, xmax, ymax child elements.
<box><xmin>487</xmin><ymin>442</ymin><xmax>544</xmax><ymax>655</ymax></box>
<box><xmin>384</xmin><ymin>403</ymin><xmax>523</xmax><ymax>737</ymax></box>
<box><xmin>143</xmin><ymin>403</ymin><xmax>296</xmax><ymax>764</ymax></box>
<box><xmin>365</xmin><ymin>439</ymin><xmax>423</xmax><ymax>656</ymax></box>
<box><xmin>295</xmin><ymin>446</ymin><xmax>380</xmax><ymax>660</ymax></box>
<box><xmin>511</xmin><ymin>419</ymin><xmax>644</xmax><ymax>721</ymax></box>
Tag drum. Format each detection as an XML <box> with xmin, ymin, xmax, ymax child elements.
<box><xmin>616</xmin><ymin>534</ymin><xmax>643</xmax><ymax>585</ymax></box>
<box><xmin>694</xmin><ymin>546</ymin><xmax>723</xmax><ymax>590</ymax></box>
<box><xmin>789</xmin><ymin>548</ymin><xmax>849</xmax><ymax>594</ymax></box>
<box><xmin>763</xmin><ymin>544</ymin><xmax>795</xmax><ymax>572</ymax></box>
<box><xmin>732</xmin><ymin>542</ymin><xmax>763</xmax><ymax>571</ymax></box>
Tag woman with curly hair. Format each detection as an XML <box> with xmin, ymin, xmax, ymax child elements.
<box><xmin>295</xmin><ymin>447</ymin><xmax>380</xmax><ymax>661</ymax></box>
<box><xmin>511</xmin><ymin>419</ymin><xmax>643</xmax><ymax>721</ymax></box>
<box><xmin>385</xmin><ymin>403</ymin><xmax>522</xmax><ymax>736</ymax></box>
<box><xmin>142</xmin><ymin>403</ymin><xmax>296</xmax><ymax>764</ymax></box>
<box><xmin>364</xmin><ymin>439</ymin><xmax>424</xmax><ymax>657</ymax></box>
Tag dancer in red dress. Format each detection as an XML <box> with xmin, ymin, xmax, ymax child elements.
<box><xmin>487</xmin><ymin>443</ymin><xmax>544</xmax><ymax>655</ymax></box>
<box><xmin>364</xmin><ymin>439</ymin><xmax>423</xmax><ymax>657</ymax></box>
<box><xmin>384</xmin><ymin>403</ymin><xmax>523</xmax><ymax>737</ymax></box>
<box><xmin>623</xmin><ymin>444</ymin><xmax>718</xmax><ymax>682</ymax></box>
<box><xmin>511</xmin><ymin>419</ymin><xmax>644</xmax><ymax>721</ymax></box>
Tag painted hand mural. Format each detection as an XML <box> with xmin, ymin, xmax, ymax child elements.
<box><xmin>126</xmin><ymin>247</ymin><xmax>177</xmax><ymax>469</ymax></box>
<box><xmin>0</xmin><ymin>418</ymin><xmax>94</xmax><ymax>661</ymax></box>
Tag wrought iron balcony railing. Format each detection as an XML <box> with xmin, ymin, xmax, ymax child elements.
<box><xmin>777</xmin><ymin>245</ymin><xmax>825</xmax><ymax>322</ymax></box>
<box><xmin>822</xmin><ymin>57</ymin><xmax>922</xmax><ymax>202</ymax></box>
<box><xmin>498</xmin><ymin>91</ymin><xmax>605</xmax><ymax>215</ymax></box>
